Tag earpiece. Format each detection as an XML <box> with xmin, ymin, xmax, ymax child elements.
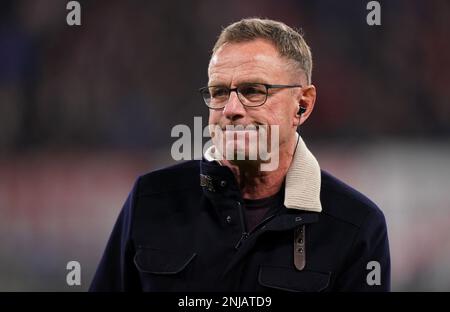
<box><xmin>297</xmin><ymin>106</ymin><xmax>306</xmax><ymax>115</ymax></box>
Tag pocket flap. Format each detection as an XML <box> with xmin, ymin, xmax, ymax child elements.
<box><xmin>134</xmin><ymin>247</ymin><xmax>196</xmax><ymax>274</ymax></box>
<box><xmin>258</xmin><ymin>265</ymin><xmax>330</xmax><ymax>292</ymax></box>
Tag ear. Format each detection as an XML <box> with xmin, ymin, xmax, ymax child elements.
<box><xmin>293</xmin><ymin>85</ymin><xmax>316</xmax><ymax>127</ymax></box>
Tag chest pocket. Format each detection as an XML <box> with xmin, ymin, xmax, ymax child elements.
<box><xmin>134</xmin><ymin>247</ymin><xmax>197</xmax><ymax>291</ymax></box>
<box><xmin>258</xmin><ymin>265</ymin><xmax>331</xmax><ymax>292</ymax></box>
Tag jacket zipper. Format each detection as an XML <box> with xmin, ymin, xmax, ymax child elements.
<box><xmin>235</xmin><ymin>201</ymin><xmax>247</xmax><ymax>249</ymax></box>
<box><xmin>234</xmin><ymin>204</ymin><xmax>278</xmax><ymax>249</ymax></box>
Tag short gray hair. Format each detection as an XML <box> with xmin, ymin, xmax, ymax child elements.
<box><xmin>212</xmin><ymin>18</ymin><xmax>313</xmax><ymax>84</ymax></box>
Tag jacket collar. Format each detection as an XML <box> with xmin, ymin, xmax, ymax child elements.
<box><xmin>203</xmin><ymin>132</ymin><xmax>322</xmax><ymax>213</ymax></box>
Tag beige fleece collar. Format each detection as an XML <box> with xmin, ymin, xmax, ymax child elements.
<box><xmin>203</xmin><ymin>132</ymin><xmax>322</xmax><ymax>212</ymax></box>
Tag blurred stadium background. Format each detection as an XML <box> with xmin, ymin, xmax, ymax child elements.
<box><xmin>0</xmin><ymin>0</ymin><xmax>449</xmax><ymax>291</ymax></box>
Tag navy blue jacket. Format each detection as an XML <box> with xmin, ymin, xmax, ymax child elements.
<box><xmin>90</xmin><ymin>159</ymin><xmax>390</xmax><ymax>292</ymax></box>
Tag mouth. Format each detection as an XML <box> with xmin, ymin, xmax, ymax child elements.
<box><xmin>220</xmin><ymin>124</ymin><xmax>261</xmax><ymax>131</ymax></box>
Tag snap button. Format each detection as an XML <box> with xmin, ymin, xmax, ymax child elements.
<box><xmin>220</xmin><ymin>180</ymin><xmax>227</xmax><ymax>187</ymax></box>
<box><xmin>226</xmin><ymin>215</ymin><xmax>232</xmax><ymax>224</ymax></box>
<box><xmin>294</xmin><ymin>225</ymin><xmax>306</xmax><ymax>271</ymax></box>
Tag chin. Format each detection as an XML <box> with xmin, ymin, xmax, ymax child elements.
<box><xmin>223</xmin><ymin>140</ymin><xmax>248</xmax><ymax>161</ymax></box>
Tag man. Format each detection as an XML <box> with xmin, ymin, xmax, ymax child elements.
<box><xmin>90</xmin><ymin>18</ymin><xmax>390</xmax><ymax>292</ymax></box>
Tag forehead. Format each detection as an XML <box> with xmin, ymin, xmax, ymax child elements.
<box><xmin>208</xmin><ymin>39</ymin><xmax>289</xmax><ymax>85</ymax></box>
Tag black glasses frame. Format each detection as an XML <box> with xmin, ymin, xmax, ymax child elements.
<box><xmin>199</xmin><ymin>83</ymin><xmax>302</xmax><ymax>109</ymax></box>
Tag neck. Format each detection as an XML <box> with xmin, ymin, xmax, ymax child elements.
<box><xmin>221</xmin><ymin>134</ymin><xmax>298</xmax><ymax>200</ymax></box>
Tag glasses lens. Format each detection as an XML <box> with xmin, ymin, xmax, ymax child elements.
<box><xmin>237</xmin><ymin>84</ymin><xmax>267</xmax><ymax>106</ymax></box>
<box><xmin>200</xmin><ymin>84</ymin><xmax>268</xmax><ymax>108</ymax></box>
<box><xmin>202</xmin><ymin>86</ymin><xmax>229</xmax><ymax>109</ymax></box>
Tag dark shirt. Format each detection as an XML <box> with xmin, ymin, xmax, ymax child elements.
<box><xmin>243</xmin><ymin>189</ymin><xmax>284</xmax><ymax>232</ymax></box>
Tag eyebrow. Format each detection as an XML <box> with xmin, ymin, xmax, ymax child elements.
<box><xmin>208</xmin><ymin>78</ymin><xmax>269</xmax><ymax>87</ymax></box>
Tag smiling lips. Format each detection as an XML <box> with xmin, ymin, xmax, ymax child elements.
<box><xmin>220</xmin><ymin>124</ymin><xmax>261</xmax><ymax>131</ymax></box>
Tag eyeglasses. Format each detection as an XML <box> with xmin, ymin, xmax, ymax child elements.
<box><xmin>199</xmin><ymin>83</ymin><xmax>302</xmax><ymax>110</ymax></box>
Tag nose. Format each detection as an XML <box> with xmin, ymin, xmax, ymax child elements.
<box><xmin>223</xmin><ymin>90</ymin><xmax>246</xmax><ymax>121</ymax></box>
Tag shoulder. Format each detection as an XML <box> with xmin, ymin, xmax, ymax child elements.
<box><xmin>320</xmin><ymin>170</ymin><xmax>386</xmax><ymax>229</ymax></box>
<box><xmin>135</xmin><ymin>160</ymin><xmax>200</xmax><ymax>196</ymax></box>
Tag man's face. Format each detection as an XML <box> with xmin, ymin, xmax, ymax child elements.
<box><xmin>207</xmin><ymin>39</ymin><xmax>303</xmax><ymax>163</ymax></box>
